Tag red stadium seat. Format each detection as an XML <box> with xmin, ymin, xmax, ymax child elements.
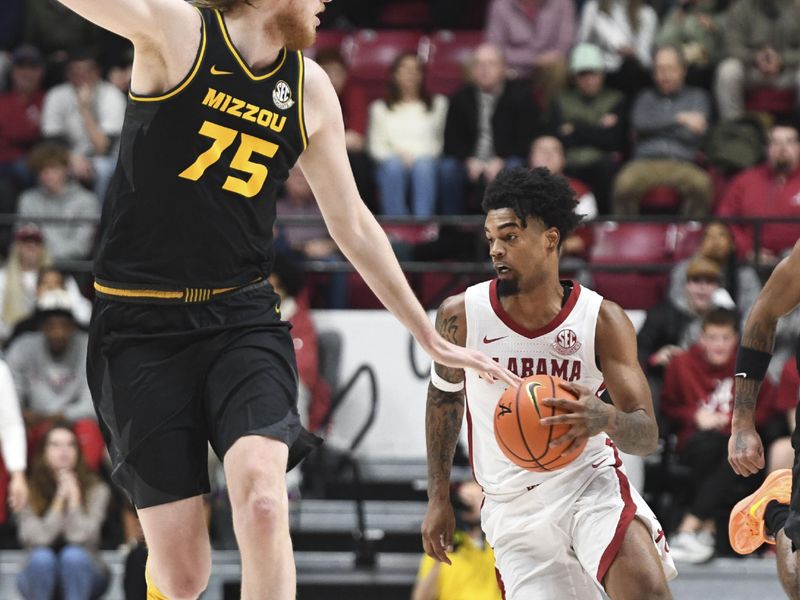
<box><xmin>343</xmin><ymin>30</ymin><xmax>426</xmax><ymax>105</ymax></box>
<box><xmin>378</xmin><ymin>1</ymin><xmax>433</xmax><ymax>28</ymax></box>
<box><xmin>305</xmin><ymin>29</ymin><xmax>348</xmax><ymax>59</ymax></box>
<box><xmin>589</xmin><ymin>223</ymin><xmax>672</xmax><ymax>310</ymax></box>
<box><xmin>382</xmin><ymin>223</ymin><xmax>439</xmax><ymax>245</ymax></box>
<box><xmin>672</xmin><ymin>222</ymin><xmax>705</xmax><ymax>260</ymax></box>
<box><xmin>639</xmin><ymin>185</ymin><xmax>682</xmax><ymax>215</ymax></box>
<box><xmin>425</xmin><ymin>30</ymin><xmax>484</xmax><ymax>96</ymax></box>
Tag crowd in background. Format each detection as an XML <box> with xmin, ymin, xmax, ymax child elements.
<box><xmin>0</xmin><ymin>0</ymin><xmax>799</xmax><ymax>595</ymax></box>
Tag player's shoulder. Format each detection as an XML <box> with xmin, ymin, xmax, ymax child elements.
<box><xmin>438</xmin><ymin>292</ymin><xmax>467</xmax><ymax>321</ymax></box>
<box><xmin>596</xmin><ymin>298</ymin><xmax>636</xmax><ymax>342</ymax></box>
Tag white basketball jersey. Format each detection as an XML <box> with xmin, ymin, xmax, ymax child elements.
<box><xmin>464</xmin><ymin>279</ymin><xmax>615</xmax><ymax>496</ymax></box>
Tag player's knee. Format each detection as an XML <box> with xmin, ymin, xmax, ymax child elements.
<box><xmin>157</xmin><ymin>568</ymin><xmax>209</xmax><ymax>600</ymax></box>
<box><xmin>235</xmin><ymin>488</ymin><xmax>287</xmax><ymax>533</ymax></box>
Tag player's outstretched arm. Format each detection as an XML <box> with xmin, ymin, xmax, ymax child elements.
<box><xmin>543</xmin><ymin>300</ymin><xmax>659</xmax><ymax>456</ymax></box>
<box><xmin>729</xmin><ymin>240</ymin><xmax>800</xmax><ymax>476</ymax></box>
<box><xmin>297</xmin><ymin>59</ymin><xmax>519</xmax><ymax>387</ymax></box>
<box><xmin>420</xmin><ymin>295</ymin><xmax>467</xmax><ymax>565</ymax></box>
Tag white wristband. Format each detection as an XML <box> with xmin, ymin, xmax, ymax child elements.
<box><xmin>430</xmin><ymin>362</ymin><xmax>465</xmax><ymax>393</ymax></box>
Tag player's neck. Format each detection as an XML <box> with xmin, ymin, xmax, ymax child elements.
<box><xmin>499</xmin><ymin>277</ymin><xmax>566</xmax><ymax>331</ymax></box>
<box><xmin>223</xmin><ymin>6</ymin><xmax>287</xmax><ymax>71</ymax></box>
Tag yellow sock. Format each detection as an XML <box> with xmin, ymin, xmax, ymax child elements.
<box><xmin>145</xmin><ymin>565</ymin><xmax>170</xmax><ymax>600</ymax></box>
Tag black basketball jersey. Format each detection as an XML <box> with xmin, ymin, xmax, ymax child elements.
<box><xmin>94</xmin><ymin>7</ymin><xmax>308</xmax><ymax>289</ymax></box>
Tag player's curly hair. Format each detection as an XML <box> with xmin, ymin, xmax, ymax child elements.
<box><xmin>482</xmin><ymin>167</ymin><xmax>581</xmax><ymax>248</ymax></box>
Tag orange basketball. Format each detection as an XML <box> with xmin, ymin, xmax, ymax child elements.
<box><xmin>493</xmin><ymin>374</ymin><xmax>587</xmax><ymax>472</ymax></box>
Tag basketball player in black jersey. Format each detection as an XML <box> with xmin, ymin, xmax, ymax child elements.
<box><xmin>53</xmin><ymin>1</ymin><xmax>517</xmax><ymax>598</ymax></box>
<box><xmin>729</xmin><ymin>240</ymin><xmax>800</xmax><ymax>599</ymax></box>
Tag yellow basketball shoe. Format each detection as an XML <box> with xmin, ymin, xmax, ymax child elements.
<box><xmin>729</xmin><ymin>468</ymin><xmax>792</xmax><ymax>555</ymax></box>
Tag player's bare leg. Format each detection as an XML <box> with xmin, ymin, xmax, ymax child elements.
<box><xmin>604</xmin><ymin>519</ymin><xmax>672</xmax><ymax>600</ymax></box>
<box><xmin>775</xmin><ymin>530</ymin><xmax>800</xmax><ymax>600</ymax></box>
<box><xmin>138</xmin><ymin>496</ymin><xmax>212</xmax><ymax>599</ymax></box>
<box><xmin>225</xmin><ymin>435</ymin><xmax>294</xmax><ymax>599</ymax></box>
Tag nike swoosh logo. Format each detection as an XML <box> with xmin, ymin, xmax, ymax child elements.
<box><xmin>591</xmin><ymin>460</ymin><xmax>606</xmax><ymax>469</ymax></box>
<box><xmin>210</xmin><ymin>65</ymin><xmax>233</xmax><ymax>76</ymax></box>
<box><xmin>483</xmin><ymin>335</ymin><xmax>507</xmax><ymax>344</ymax></box>
<box><xmin>735</xmin><ymin>372</ymin><xmax>747</xmax><ymax>379</ymax></box>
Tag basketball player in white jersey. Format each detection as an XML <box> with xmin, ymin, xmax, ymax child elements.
<box><xmin>422</xmin><ymin>167</ymin><xmax>676</xmax><ymax>599</ymax></box>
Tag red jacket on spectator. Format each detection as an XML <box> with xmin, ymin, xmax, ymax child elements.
<box><xmin>715</xmin><ymin>164</ymin><xmax>800</xmax><ymax>260</ymax></box>
<box><xmin>661</xmin><ymin>343</ymin><xmax>778</xmax><ymax>450</ymax></box>
<box><xmin>288</xmin><ymin>291</ymin><xmax>331</xmax><ymax>432</ymax></box>
<box><xmin>0</xmin><ymin>89</ymin><xmax>43</xmax><ymax>164</ymax></box>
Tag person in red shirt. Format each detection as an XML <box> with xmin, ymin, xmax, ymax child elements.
<box><xmin>716</xmin><ymin>123</ymin><xmax>800</xmax><ymax>267</ymax></box>
<box><xmin>0</xmin><ymin>46</ymin><xmax>45</xmax><ymax>192</ymax></box>
<box><xmin>661</xmin><ymin>309</ymin><xmax>772</xmax><ymax>562</ymax></box>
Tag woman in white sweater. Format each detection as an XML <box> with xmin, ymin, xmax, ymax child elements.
<box><xmin>577</xmin><ymin>0</ymin><xmax>658</xmax><ymax>97</ymax></box>
<box><xmin>367</xmin><ymin>52</ymin><xmax>448</xmax><ymax>216</ymax></box>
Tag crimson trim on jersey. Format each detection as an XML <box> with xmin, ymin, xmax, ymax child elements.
<box><xmin>596</xmin><ymin>439</ymin><xmax>636</xmax><ymax>583</ymax></box>
<box><xmin>495</xmin><ymin>566</ymin><xmax>507</xmax><ymax>600</ymax></box>
<box><xmin>489</xmin><ymin>279</ymin><xmax>582</xmax><ymax>339</ymax></box>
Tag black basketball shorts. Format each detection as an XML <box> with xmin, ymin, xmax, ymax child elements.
<box><xmin>87</xmin><ymin>280</ymin><xmax>317</xmax><ymax>508</ymax></box>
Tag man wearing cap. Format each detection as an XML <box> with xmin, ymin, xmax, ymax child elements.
<box><xmin>545</xmin><ymin>43</ymin><xmax>626</xmax><ymax>214</ymax></box>
<box><xmin>0</xmin><ymin>46</ymin><xmax>45</xmax><ymax>192</ymax></box>
<box><xmin>5</xmin><ymin>289</ymin><xmax>104</xmax><ymax>471</ymax></box>
<box><xmin>613</xmin><ymin>45</ymin><xmax>713</xmax><ymax>217</ymax></box>
<box><xmin>637</xmin><ymin>255</ymin><xmax>732</xmax><ymax>394</ymax></box>
<box><xmin>439</xmin><ymin>43</ymin><xmax>538</xmax><ymax>214</ymax></box>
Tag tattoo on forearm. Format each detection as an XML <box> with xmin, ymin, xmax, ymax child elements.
<box><xmin>733</xmin><ymin>379</ymin><xmax>762</xmax><ymax>418</ymax></box>
<box><xmin>436</xmin><ymin>315</ymin><xmax>459</xmax><ymax>345</ymax></box>
<box><xmin>608</xmin><ymin>410</ymin><xmax>657</xmax><ymax>455</ymax></box>
<box><xmin>741</xmin><ymin>322</ymin><xmax>776</xmax><ymax>353</ymax></box>
<box><xmin>426</xmin><ymin>383</ymin><xmax>465</xmax><ymax>497</ymax></box>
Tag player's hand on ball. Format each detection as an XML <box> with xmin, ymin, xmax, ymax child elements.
<box><xmin>428</xmin><ymin>337</ymin><xmax>521</xmax><ymax>387</ymax></box>
<box><xmin>728</xmin><ymin>426</ymin><xmax>765</xmax><ymax>477</ymax></box>
<box><xmin>421</xmin><ymin>499</ymin><xmax>456</xmax><ymax>565</ymax></box>
<box><xmin>539</xmin><ymin>381</ymin><xmax>614</xmax><ymax>458</ymax></box>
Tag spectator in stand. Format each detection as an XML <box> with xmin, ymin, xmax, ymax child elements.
<box><xmin>439</xmin><ymin>43</ymin><xmax>536</xmax><ymax>215</ymax></box>
<box><xmin>546</xmin><ymin>43</ymin><xmax>626</xmax><ymax>213</ymax></box>
<box><xmin>5</xmin><ymin>266</ymin><xmax>93</xmax><ymax>349</ymax></box>
<box><xmin>16</xmin><ymin>421</ymin><xmax>110</xmax><ymax>600</ymax></box>
<box><xmin>17</xmin><ymin>142</ymin><xmax>99</xmax><ymax>261</ymax></box>
<box><xmin>529</xmin><ymin>135</ymin><xmax>596</xmax><ymax>265</ymax></box>
<box><xmin>411</xmin><ymin>480</ymin><xmax>502</xmax><ymax>600</ymax></box>
<box><xmin>6</xmin><ymin>290</ymin><xmax>105</xmax><ymax>472</ymax></box>
<box><xmin>41</xmin><ymin>50</ymin><xmax>125</xmax><ymax>201</ymax></box>
<box><xmin>716</xmin><ymin>123</ymin><xmax>800</xmax><ymax>267</ymax></box>
<box><xmin>668</xmin><ymin>222</ymin><xmax>762</xmax><ymax>320</ymax></box>
<box><xmin>0</xmin><ymin>224</ymin><xmax>52</xmax><ymax>341</ymax></box>
<box><xmin>367</xmin><ymin>52</ymin><xmax>448</xmax><ymax>217</ymax></box>
<box><xmin>638</xmin><ymin>256</ymin><xmax>731</xmax><ymax>395</ymax></box>
<box><xmin>660</xmin><ymin>309</ymin><xmax>751</xmax><ymax>563</ymax></box>
<box><xmin>0</xmin><ymin>46</ymin><xmax>46</xmax><ymax>193</ymax></box>
<box><xmin>714</xmin><ymin>0</ymin><xmax>800</xmax><ymax>120</ymax></box>
<box><xmin>22</xmin><ymin>0</ymin><xmax>97</xmax><ymax>84</ymax></box>
<box><xmin>276</xmin><ymin>168</ymin><xmax>347</xmax><ymax>308</ymax></box>
<box><xmin>576</xmin><ymin>0</ymin><xmax>658</xmax><ymax>99</ymax></box>
<box><xmin>315</xmin><ymin>49</ymin><xmax>374</xmax><ymax>209</ymax></box>
<box><xmin>613</xmin><ymin>45</ymin><xmax>713</xmax><ymax>217</ymax></box>
<box><xmin>655</xmin><ymin>0</ymin><xmax>726</xmax><ymax>89</ymax></box>
<box><xmin>268</xmin><ymin>253</ymin><xmax>330</xmax><ymax>434</ymax></box>
<box><xmin>0</xmin><ymin>357</ymin><xmax>29</xmax><ymax>523</ymax></box>
<box><xmin>484</xmin><ymin>0</ymin><xmax>575</xmax><ymax>106</ymax></box>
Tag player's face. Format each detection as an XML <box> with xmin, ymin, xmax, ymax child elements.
<box><xmin>275</xmin><ymin>0</ymin><xmax>327</xmax><ymax>50</ymax></box>
<box><xmin>484</xmin><ymin>208</ymin><xmax>559</xmax><ymax>294</ymax></box>
<box><xmin>700</xmin><ymin>324</ymin><xmax>738</xmax><ymax>366</ymax></box>
<box><xmin>44</xmin><ymin>427</ymin><xmax>80</xmax><ymax>472</ymax></box>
